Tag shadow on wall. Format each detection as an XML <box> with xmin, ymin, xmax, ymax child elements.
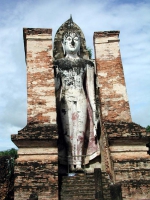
<box><xmin>28</xmin><ymin>193</ymin><xmax>38</xmax><ymax>200</ymax></box>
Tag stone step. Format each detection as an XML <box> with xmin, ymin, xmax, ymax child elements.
<box><xmin>62</xmin><ymin>175</ymin><xmax>94</xmax><ymax>180</ymax></box>
<box><xmin>62</xmin><ymin>178</ymin><xmax>95</xmax><ymax>182</ymax></box>
<box><xmin>61</xmin><ymin>181</ymin><xmax>95</xmax><ymax>185</ymax></box>
<box><xmin>60</xmin><ymin>171</ymin><xmax>114</xmax><ymax>200</ymax></box>
<box><xmin>62</xmin><ymin>177</ymin><xmax>95</xmax><ymax>181</ymax></box>
<box><xmin>62</xmin><ymin>181</ymin><xmax>95</xmax><ymax>186</ymax></box>
<box><xmin>60</xmin><ymin>172</ymin><xmax>102</xmax><ymax>200</ymax></box>
<box><xmin>61</xmin><ymin>194</ymin><xmax>95</xmax><ymax>199</ymax></box>
<box><xmin>61</xmin><ymin>190</ymin><xmax>95</xmax><ymax>194</ymax></box>
<box><xmin>61</xmin><ymin>185</ymin><xmax>95</xmax><ymax>190</ymax></box>
<box><xmin>61</xmin><ymin>197</ymin><xmax>94</xmax><ymax>200</ymax></box>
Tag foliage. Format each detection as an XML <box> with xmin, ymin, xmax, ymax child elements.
<box><xmin>0</xmin><ymin>148</ymin><xmax>17</xmax><ymax>159</ymax></box>
<box><xmin>87</xmin><ymin>47</ymin><xmax>93</xmax><ymax>59</ymax></box>
<box><xmin>146</xmin><ymin>125</ymin><xmax>150</xmax><ymax>132</ymax></box>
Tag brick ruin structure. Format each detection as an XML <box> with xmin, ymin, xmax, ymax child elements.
<box><xmin>11</xmin><ymin>17</ymin><xmax>150</xmax><ymax>200</ymax></box>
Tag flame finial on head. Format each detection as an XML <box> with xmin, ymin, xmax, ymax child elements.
<box><xmin>63</xmin><ymin>15</ymin><xmax>80</xmax><ymax>41</ymax></box>
<box><xmin>68</xmin><ymin>14</ymin><xmax>74</xmax><ymax>29</ymax></box>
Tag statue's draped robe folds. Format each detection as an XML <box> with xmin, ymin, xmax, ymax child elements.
<box><xmin>54</xmin><ymin>57</ymin><xmax>100</xmax><ymax>167</ymax></box>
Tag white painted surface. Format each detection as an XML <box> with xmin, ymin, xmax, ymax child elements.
<box><xmin>26</xmin><ymin>34</ymin><xmax>52</xmax><ymax>40</ymax></box>
<box><xmin>113</xmin><ymin>83</ymin><xmax>128</xmax><ymax>101</ymax></box>
<box><xmin>98</xmin><ymin>72</ymin><xmax>107</xmax><ymax>77</ymax></box>
<box><xmin>56</xmin><ymin>32</ymin><xmax>99</xmax><ymax>170</ymax></box>
<box><xmin>18</xmin><ymin>148</ymin><xmax>58</xmax><ymax>155</ymax></box>
<box><xmin>95</xmin><ymin>35</ymin><xmax>118</xmax><ymax>44</ymax></box>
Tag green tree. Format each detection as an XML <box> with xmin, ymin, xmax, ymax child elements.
<box><xmin>87</xmin><ymin>47</ymin><xmax>92</xmax><ymax>59</ymax></box>
<box><xmin>146</xmin><ymin>125</ymin><xmax>150</xmax><ymax>132</ymax></box>
<box><xmin>0</xmin><ymin>148</ymin><xmax>17</xmax><ymax>159</ymax></box>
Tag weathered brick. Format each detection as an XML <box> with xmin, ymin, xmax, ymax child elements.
<box><xmin>24</xmin><ymin>28</ymin><xmax>56</xmax><ymax>125</ymax></box>
<box><xmin>94</xmin><ymin>31</ymin><xmax>132</xmax><ymax>123</ymax></box>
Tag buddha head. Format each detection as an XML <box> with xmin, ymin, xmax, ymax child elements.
<box><xmin>54</xmin><ymin>15</ymin><xmax>88</xmax><ymax>59</ymax></box>
<box><xmin>62</xmin><ymin>31</ymin><xmax>81</xmax><ymax>56</ymax></box>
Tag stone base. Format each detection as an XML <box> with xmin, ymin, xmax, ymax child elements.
<box><xmin>121</xmin><ymin>180</ymin><xmax>150</xmax><ymax>200</ymax></box>
<box><xmin>14</xmin><ymin>155</ymin><xmax>58</xmax><ymax>200</ymax></box>
<box><xmin>104</xmin><ymin>121</ymin><xmax>150</xmax><ymax>199</ymax></box>
<box><xmin>11</xmin><ymin>123</ymin><xmax>58</xmax><ymax>200</ymax></box>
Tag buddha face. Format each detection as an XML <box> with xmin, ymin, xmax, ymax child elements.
<box><xmin>63</xmin><ymin>32</ymin><xmax>80</xmax><ymax>55</ymax></box>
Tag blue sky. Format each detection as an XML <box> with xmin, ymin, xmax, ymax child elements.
<box><xmin>0</xmin><ymin>0</ymin><xmax>150</xmax><ymax>151</ymax></box>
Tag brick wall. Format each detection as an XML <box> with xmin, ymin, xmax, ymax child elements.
<box><xmin>12</xmin><ymin>28</ymin><xmax>58</xmax><ymax>200</ymax></box>
<box><xmin>24</xmin><ymin>28</ymin><xmax>56</xmax><ymax>124</ymax></box>
<box><xmin>14</xmin><ymin>158</ymin><xmax>58</xmax><ymax>200</ymax></box>
<box><xmin>94</xmin><ymin>31</ymin><xmax>131</xmax><ymax>123</ymax></box>
<box><xmin>105</xmin><ymin>122</ymin><xmax>150</xmax><ymax>199</ymax></box>
<box><xmin>12</xmin><ymin>125</ymin><xmax>58</xmax><ymax>200</ymax></box>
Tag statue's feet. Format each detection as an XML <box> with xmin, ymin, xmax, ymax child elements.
<box><xmin>75</xmin><ymin>168</ymin><xmax>84</xmax><ymax>173</ymax></box>
<box><xmin>76</xmin><ymin>164</ymin><xmax>81</xmax><ymax>168</ymax></box>
<box><xmin>69</xmin><ymin>165</ymin><xmax>84</xmax><ymax>173</ymax></box>
<box><xmin>75</xmin><ymin>167</ymin><xmax>84</xmax><ymax>173</ymax></box>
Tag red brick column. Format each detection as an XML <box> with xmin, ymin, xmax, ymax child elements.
<box><xmin>12</xmin><ymin>28</ymin><xmax>58</xmax><ymax>200</ymax></box>
<box><xmin>94</xmin><ymin>31</ymin><xmax>132</xmax><ymax>123</ymax></box>
<box><xmin>24</xmin><ymin>28</ymin><xmax>56</xmax><ymax>124</ymax></box>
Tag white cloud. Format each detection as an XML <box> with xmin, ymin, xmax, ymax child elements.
<box><xmin>0</xmin><ymin>0</ymin><xmax>150</xmax><ymax>151</ymax></box>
